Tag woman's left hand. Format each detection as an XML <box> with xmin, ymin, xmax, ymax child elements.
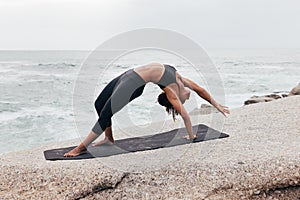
<box><xmin>183</xmin><ymin>135</ymin><xmax>196</xmax><ymax>140</ymax></box>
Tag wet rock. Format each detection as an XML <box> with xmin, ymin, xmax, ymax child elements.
<box><xmin>244</xmin><ymin>82</ymin><xmax>300</xmax><ymax>105</ymax></box>
<box><xmin>289</xmin><ymin>83</ymin><xmax>300</xmax><ymax>96</ymax></box>
<box><xmin>244</xmin><ymin>92</ymin><xmax>288</xmax><ymax>105</ymax></box>
<box><xmin>264</xmin><ymin>94</ymin><xmax>282</xmax><ymax>99</ymax></box>
<box><xmin>244</xmin><ymin>96</ymin><xmax>276</xmax><ymax>105</ymax></box>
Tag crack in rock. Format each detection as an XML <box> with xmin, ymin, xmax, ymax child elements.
<box><xmin>253</xmin><ymin>184</ymin><xmax>300</xmax><ymax>198</ymax></box>
<box><xmin>74</xmin><ymin>173</ymin><xmax>129</xmax><ymax>200</ymax></box>
<box><xmin>204</xmin><ymin>182</ymin><xmax>300</xmax><ymax>199</ymax></box>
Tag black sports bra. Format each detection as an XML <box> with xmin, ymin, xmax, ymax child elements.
<box><xmin>157</xmin><ymin>64</ymin><xmax>179</xmax><ymax>89</ymax></box>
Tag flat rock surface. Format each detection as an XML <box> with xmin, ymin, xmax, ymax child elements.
<box><xmin>1</xmin><ymin>96</ymin><xmax>300</xmax><ymax>199</ymax></box>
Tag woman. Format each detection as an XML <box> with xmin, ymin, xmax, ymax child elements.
<box><xmin>64</xmin><ymin>63</ymin><xmax>230</xmax><ymax>157</ymax></box>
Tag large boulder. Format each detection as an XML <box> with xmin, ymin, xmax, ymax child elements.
<box><xmin>289</xmin><ymin>83</ymin><xmax>300</xmax><ymax>96</ymax></box>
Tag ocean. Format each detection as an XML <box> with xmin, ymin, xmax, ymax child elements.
<box><xmin>0</xmin><ymin>49</ymin><xmax>299</xmax><ymax>154</ymax></box>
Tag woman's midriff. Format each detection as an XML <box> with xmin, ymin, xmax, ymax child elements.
<box><xmin>133</xmin><ymin>63</ymin><xmax>165</xmax><ymax>83</ymax></box>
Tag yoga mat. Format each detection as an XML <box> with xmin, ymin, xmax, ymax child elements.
<box><xmin>44</xmin><ymin>124</ymin><xmax>229</xmax><ymax>161</ymax></box>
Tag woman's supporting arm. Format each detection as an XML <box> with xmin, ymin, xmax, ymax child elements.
<box><xmin>164</xmin><ymin>88</ymin><xmax>196</xmax><ymax>140</ymax></box>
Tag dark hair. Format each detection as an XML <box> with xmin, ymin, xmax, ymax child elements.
<box><xmin>157</xmin><ymin>92</ymin><xmax>178</xmax><ymax>121</ymax></box>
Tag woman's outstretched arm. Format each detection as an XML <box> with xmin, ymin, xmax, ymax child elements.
<box><xmin>182</xmin><ymin>78</ymin><xmax>230</xmax><ymax>116</ymax></box>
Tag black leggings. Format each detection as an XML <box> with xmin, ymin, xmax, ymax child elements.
<box><xmin>92</xmin><ymin>69</ymin><xmax>146</xmax><ymax>135</ymax></box>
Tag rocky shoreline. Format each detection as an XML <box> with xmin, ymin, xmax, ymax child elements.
<box><xmin>1</xmin><ymin>95</ymin><xmax>300</xmax><ymax>199</ymax></box>
<box><xmin>244</xmin><ymin>83</ymin><xmax>300</xmax><ymax>106</ymax></box>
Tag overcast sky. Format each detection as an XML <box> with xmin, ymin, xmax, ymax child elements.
<box><xmin>0</xmin><ymin>0</ymin><xmax>300</xmax><ymax>50</ymax></box>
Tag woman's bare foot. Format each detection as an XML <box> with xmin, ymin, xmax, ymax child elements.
<box><xmin>92</xmin><ymin>136</ymin><xmax>115</xmax><ymax>146</ymax></box>
<box><xmin>64</xmin><ymin>146</ymin><xmax>87</xmax><ymax>157</ymax></box>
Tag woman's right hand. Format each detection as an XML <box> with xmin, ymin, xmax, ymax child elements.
<box><xmin>216</xmin><ymin>104</ymin><xmax>230</xmax><ymax>117</ymax></box>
